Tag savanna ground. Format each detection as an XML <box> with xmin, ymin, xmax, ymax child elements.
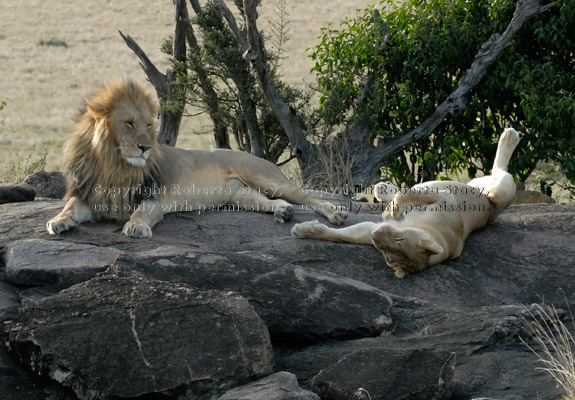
<box><xmin>0</xmin><ymin>0</ymin><xmax>570</xmax><ymax>201</ymax></box>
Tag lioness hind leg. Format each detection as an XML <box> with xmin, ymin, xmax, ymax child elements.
<box><xmin>493</xmin><ymin>128</ymin><xmax>520</xmax><ymax>174</ymax></box>
<box><xmin>468</xmin><ymin>128</ymin><xmax>520</xmax><ymax>213</ymax></box>
<box><xmin>47</xmin><ymin>196</ymin><xmax>95</xmax><ymax>234</ymax></box>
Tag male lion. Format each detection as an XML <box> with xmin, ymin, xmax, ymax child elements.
<box><xmin>291</xmin><ymin>128</ymin><xmax>520</xmax><ymax>278</ymax></box>
<box><xmin>47</xmin><ymin>79</ymin><xmax>347</xmax><ymax>238</ymax></box>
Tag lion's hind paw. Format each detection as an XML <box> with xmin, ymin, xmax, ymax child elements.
<box><xmin>274</xmin><ymin>203</ymin><xmax>294</xmax><ymax>223</ymax></box>
<box><xmin>328</xmin><ymin>210</ymin><xmax>348</xmax><ymax>226</ymax></box>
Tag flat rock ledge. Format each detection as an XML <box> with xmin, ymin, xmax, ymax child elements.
<box><xmin>0</xmin><ymin>199</ymin><xmax>574</xmax><ymax>400</ymax></box>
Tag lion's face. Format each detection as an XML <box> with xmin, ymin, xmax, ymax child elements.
<box><xmin>81</xmin><ymin>80</ymin><xmax>159</xmax><ymax>169</ymax></box>
<box><xmin>371</xmin><ymin>225</ymin><xmax>444</xmax><ymax>276</ymax></box>
<box><xmin>107</xmin><ymin>101</ymin><xmax>157</xmax><ymax>167</ymax></box>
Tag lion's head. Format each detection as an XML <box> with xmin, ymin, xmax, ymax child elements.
<box><xmin>371</xmin><ymin>225</ymin><xmax>444</xmax><ymax>277</ymax></box>
<box><xmin>63</xmin><ymin>79</ymin><xmax>163</xmax><ymax>220</ymax></box>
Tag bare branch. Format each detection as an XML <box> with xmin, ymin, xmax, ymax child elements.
<box><xmin>120</xmin><ymin>0</ymin><xmax>190</xmax><ymax>146</ymax></box>
<box><xmin>119</xmin><ymin>31</ymin><xmax>169</xmax><ymax>95</ymax></box>
<box><xmin>359</xmin><ymin>0</ymin><xmax>556</xmax><ymax>186</ymax></box>
<box><xmin>215</xmin><ymin>0</ymin><xmax>312</xmax><ymax>166</ymax></box>
<box><xmin>212</xmin><ymin>0</ymin><xmax>249</xmax><ymax>50</ymax></box>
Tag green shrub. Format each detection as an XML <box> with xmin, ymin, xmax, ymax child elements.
<box><xmin>310</xmin><ymin>0</ymin><xmax>575</xmax><ymax>189</ymax></box>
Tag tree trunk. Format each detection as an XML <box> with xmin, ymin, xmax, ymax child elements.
<box><xmin>119</xmin><ymin>0</ymin><xmax>188</xmax><ymax>147</ymax></box>
<box><xmin>214</xmin><ymin>0</ymin><xmax>314</xmax><ymax>174</ymax></box>
<box><xmin>184</xmin><ymin>2</ymin><xmax>231</xmax><ymax>149</ymax></box>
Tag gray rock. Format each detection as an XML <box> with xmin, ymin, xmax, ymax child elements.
<box><xmin>311</xmin><ymin>349</ymin><xmax>455</xmax><ymax>400</ymax></box>
<box><xmin>217</xmin><ymin>371</ymin><xmax>320</xmax><ymax>400</ymax></box>
<box><xmin>112</xmin><ymin>251</ymin><xmax>393</xmax><ymax>344</ymax></box>
<box><xmin>0</xmin><ymin>275</ymin><xmax>274</xmax><ymax>400</ymax></box>
<box><xmin>0</xmin><ymin>279</ymin><xmax>19</xmax><ymax>311</ymax></box>
<box><xmin>0</xmin><ymin>342</ymin><xmax>77</xmax><ymax>400</ymax></box>
<box><xmin>22</xmin><ymin>170</ymin><xmax>66</xmax><ymax>199</ymax></box>
<box><xmin>0</xmin><ymin>201</ymin><xmax>65</xmax><ymax>248</ymax></box>
<box><xmin>0</xmin><ymin>200</ymin><xmax>573</xmax><ymax>400</ymax></box>
<box><xmin>3</xmin><ymin>239</ymin><xmax>123</xmax><ymax>287</ymax></box>
<box><xmin>0</xmin><ymin>183</ymin><xmax>35</xmax><ymax>204</ymax></box>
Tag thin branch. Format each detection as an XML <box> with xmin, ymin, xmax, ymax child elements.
<box><xmin>215</xmin><ymin>0</ymin><xmax>313</xmax><ymax>166</ymax></box>
<box><xmin>212</xmin><ymin>0</ymin><xmax>249</xmax><ymax>50</ymax></box>
<box><xmin>119</xmin><ymin>31</ymin><xmax>169</xmax><ymax>96</ymax></box>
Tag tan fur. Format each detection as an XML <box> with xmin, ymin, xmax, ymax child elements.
<box><xmin>292</xmin><ymin>129</ymin><xmax>520</xmax><ymax>278</ymax></box>
<box><xmin>47</xmin><ymin>79</ymin><xmax>347</xmax><ymax>238</ymax></box>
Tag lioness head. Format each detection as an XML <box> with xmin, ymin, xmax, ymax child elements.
<box><xmin>371</xmin><ymin>225</ymin><xmax>444</xmax><ymax>278</ymax></box>
<box><xmin>85</xmin><ymin>80</ymin><xmax>158</xmax><ymax>168</ymax></box>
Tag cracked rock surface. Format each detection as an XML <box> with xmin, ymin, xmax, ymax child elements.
<box><xmin>0</xmin><ymin>200</ymin><xmax>574</xmax><ymax>399</ymax></box>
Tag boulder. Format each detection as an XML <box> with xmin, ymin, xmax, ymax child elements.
<box><xmin>0</xmin><ymin>200</ymin><xmax>573</xmax><ymax>399</ymax></box>
<box><xmin>112</xmin><ymin>251</ymin><xmax>393</xmax><ymax>344</ymax></box>
<box><xmin>311</xmin><ymin>349</ymin><xmax>455</xmax><ymax>400</ymax></box>
<box><xmin>22</xmin><ymin>170</ymin><xmax>67</xmax><ymax>199</ymax></box>
<box><xmin>3</xmin><ymin>239</ymin><xmax>123</xmax><ymax>287</ymax></box>
<box><xmin>217</xmin><ymin>371</ymin><xmax>320</xmax><ymax>400</ymax></box>
<box><xmin>0</xmin><ymin>183</ymin><xmax>35</xmax><ymax>204</ymax></box>
<box><xmin>0</xmin><ymin>275</ymin><xmax>274</xmax><ymax>400</ymax></box>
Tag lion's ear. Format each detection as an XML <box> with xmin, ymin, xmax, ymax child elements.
<box><xmin>419</xmin><ymin>237</ymin><xmax>443</xmax><ymax>255</ymax></box>
<box><xmin>86</xmin><ymin>100</ymin><xmax>108</xmax><ymax>119</ymax></box>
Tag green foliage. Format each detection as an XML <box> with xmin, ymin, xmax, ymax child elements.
<box><xmin>0</xmin><ymin>99</ymin><xmax>5</xmax><ymax>125</ymax></box>
<box><xmin>37</xmin><ymin>38</ymin><xmax>68</xmax><ymax>48</ymax></box>
<box><xmin>0</xmin><ymin>144</ymin><xmax>51</xmax><ymax>183</ymax></box>
<box><xmin>310</xmin><ymin>0</ymin><xmax>575</xmax><ymax>189</ymax></box>
<box><xmin>163</xmin><ymin>2</ymin><xmax>311</xmax><ymax>162</ymax></box>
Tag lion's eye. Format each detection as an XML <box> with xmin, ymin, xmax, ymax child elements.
<box><xmin>147</xmin><ymin>124</ymin><xmax>153</xmax><ymax>129</ymax></box>
<box><xmin>126</xmin><ymin>121</ymin><xmax>135</xmax><ymax>129</ymax></box>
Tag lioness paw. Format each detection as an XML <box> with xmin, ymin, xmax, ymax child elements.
<box><xmin>123</xmin><ymin>221</ymin><xmax>153</xmax><ymax>238</ymax></box>
<box><xmin>291</xmin><ymin>220</ymin><xmax>327</xmax><ymax>238</ymax></box>
<box><xmin>46</xmin><ymin>216</ymin><xmax>77</xmax><ymax>235</ymax></box>
<box><xmin>501</xmin><ymin>127</ymin><xmax>520</xmax><ymax>146</ymax></box>
<box><xmin>328</xmin><ymin>210</ymin><xmax>348</xmax><ymax>226</ymax></box>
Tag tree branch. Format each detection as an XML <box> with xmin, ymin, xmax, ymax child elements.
<box><xmin>119</xmin><ymin>31</ymin><xmax>169</xmax><ymax>95</ymax></box>
<box><xmin>120</xmin><ymin>0</ymin><xmax>190</xmax><ymax>146</ymax></box>
<box><xmin>360</xmin><ymin>0</ymin><xmax>555</xmax><ymax>186</ymax></box>
<box><xmin>212</xmin><ymin>0</ymin><xmax>249</xmax><ymax>50</ymax></box>
<box><xmin>214</xmin><ymin>0</ymin><xmax>313</xmax><ymax>168</ymax></box>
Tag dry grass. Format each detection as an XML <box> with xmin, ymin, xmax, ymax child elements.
<box><xmin>523</xmin><ymin>303</ymin><xmax>575</xmax><ymax>399</ymax></box>
<box><xmin>0</xmin><ymin>0</ymin><xmax>366</xmax><ymax>179</ymax></box>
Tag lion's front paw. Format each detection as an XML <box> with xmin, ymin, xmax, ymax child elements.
<box><xmin>274</xmin><ymin>204</ymin><xmax>294</xmax><ymax>223</ymax></box>
<box><xmin>291</xmin><ymin>220</ymin><xmax>327</xmax><ymax>238</ymax></box>
<box><xmin>122</xmin><ymin>221</ymin><xmax>153</xmax><ymax>238</ymax></box>
<box><xmin>328</xmin><ymin>210</ymin><xmax>348</xmax><ymax>226</ymax></box>
<box><xmin>46</xmin><ymin>216</ymin><xmax>77</xmax><ymax>235</ymax></box>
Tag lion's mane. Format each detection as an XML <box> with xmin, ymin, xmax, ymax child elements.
<box><xmin>63</xmin><ymin>80</ymin><xmax>164</xmax><ymax>221</ymax></box>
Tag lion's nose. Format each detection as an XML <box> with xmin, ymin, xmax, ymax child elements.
<box><xmin>138</xmin><ymin>145</ymin><xmax>151</xmax><ymax>153</ymax></box>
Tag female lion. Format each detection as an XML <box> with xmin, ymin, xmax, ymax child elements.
<box><xmin>291</xmin><ymin>128</ymin><xmax>520</xmax><ymax>278</ymax></box>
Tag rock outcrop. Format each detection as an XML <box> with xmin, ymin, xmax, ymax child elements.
<box><xmin>22</xmin><ymin>170</ymin><xmax>66</xmax><ymax>199</ymax></box>
<box><xmin>0</xmin><ymin>183</ymin><xmax>35</xmax><ymax>204</ymax></box>
<box><xmin>0</xmin><ymin>199</ymin><xmax>574</xmax><ymax>400</ymax></box>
